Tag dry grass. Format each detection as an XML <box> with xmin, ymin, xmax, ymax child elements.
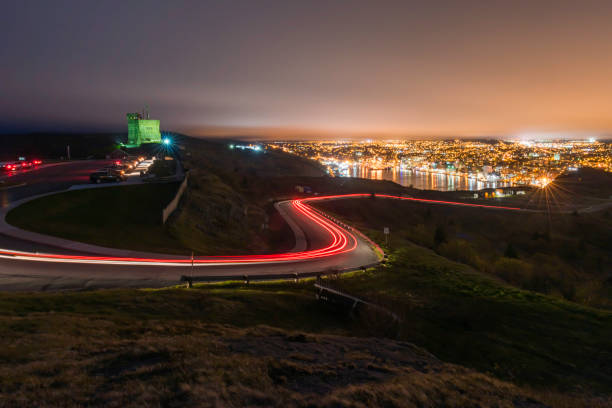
<box><xmin>0</xmin><ymin>316</ymin><xmax>561</xmax><ymax>408</ymax></box>
<box><xmin>1</xmin><ymin>285</ymin><xmax>609</xmax><ymax>407</ymax></box>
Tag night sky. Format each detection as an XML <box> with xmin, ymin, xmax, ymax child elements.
<box><xmin>2</xmin><ymin>0</ymin><xmax>612</xmax><ymax>138</ymax></box>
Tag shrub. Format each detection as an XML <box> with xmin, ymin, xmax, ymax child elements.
<box><xmin>434</xmin><ymin>225</ymin><xmax>447</xmax><ymax>247</ymax></box>
<box><xmin>438</xmin><ymin>240</ymin><xmax>486</xmax><ymax>271</ymax></box>
<box><xmin>406</xmin><ymin>224</ymin><xmax>433</xmax><ymax>247</ymax></box>
<box><xmin>493</xmin><ymin>258</ymin><xmax>533</xmax><ymax>287</ymax></box>
<box><xmin>504</xmin><ymin>243</ymin><xmax>519</xmax><ymax>259</ymax></box>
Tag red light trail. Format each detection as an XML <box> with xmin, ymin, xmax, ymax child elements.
<box><xmin>0</xmin><ymin>194</ymin><xmax>523</xmax><ymax>265</ymax></box>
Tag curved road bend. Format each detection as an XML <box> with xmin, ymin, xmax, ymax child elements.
<box><xmin>0</xmin><ymin>196</ymin><xmax>380</xmax><ymax>291</ymax></box>
<box><xmin>0</xmin><ymin>184</ymin><xmax>525</xmax><ymax>291</ymax></box>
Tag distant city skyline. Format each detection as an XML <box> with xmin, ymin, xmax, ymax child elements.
<box><xmin>3</xmin><ymin>1</ymin><xmax>612</xmax><ymax>138</ymax></box>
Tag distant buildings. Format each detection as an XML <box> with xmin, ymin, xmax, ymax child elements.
<box><xmin>268</xmin><ymin>139</ymin><xmax>612</xmax><ymax>189</ymax></box>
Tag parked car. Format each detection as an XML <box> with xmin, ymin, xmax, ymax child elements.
<box><xmin>0</xmin><ymin>158</ymin><xmax>42</xmax><ymax>172</ymax></box>
<box><xmin>125</xmin><ymin>156</ymin><xmax>142</xmax><ymax>167</ymax></box>
<box><xmin>90</xmin><ymin>169</ymin><xmax>127</xmax><ymax>183</ymax></box>
<box><xmin>0</xmin><ymin>162</ymin><xmax>22</xmax><ymax>172</ymax></box>
<box><xmin>109</xmin><ymin>160</ymin><xmax>136</xmax><ymax>171</ymax></box>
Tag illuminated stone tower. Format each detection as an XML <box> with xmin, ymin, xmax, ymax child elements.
<box><xmin>126</xmin><ymin>108</ymin><xmax>162</xmax><ymax>147</ymax></box>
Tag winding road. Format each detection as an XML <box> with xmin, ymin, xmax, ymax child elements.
<box><xmin>0</xmin><ymin>166</ymin><xmax>526</xmax><ymax>291</ymax></box>
<box><xmin>0</xmin><ymin>196</ymin><xmax>381</xmax><ymax>290</ymax></box>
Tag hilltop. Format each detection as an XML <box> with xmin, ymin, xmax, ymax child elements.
<box><xmin>552</xmin><ymin>167</ymin><xmax>612</xmax><ymax>198</ymax></box>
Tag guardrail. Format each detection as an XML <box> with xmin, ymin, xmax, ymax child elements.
<box><xmin>180</xmin><ymin>263</ymin><xmax>397</xmax><ymax>323</ymax></box>
<box><xmin>180</xmin><ymin>262</ymin><xmax>381</xmax><ymax>285</ymax></box>
<box><xmin>162</xmin><ymin>171</ymin><xmax>189</xmax><ymax>224</ymax></box>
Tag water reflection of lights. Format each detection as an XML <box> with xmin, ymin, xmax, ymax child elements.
<box><xmin>344</xmin><ymin>165</ymin><xmax>508</xmax><ymax>191</ymax></box>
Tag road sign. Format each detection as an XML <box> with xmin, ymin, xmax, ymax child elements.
<box><xmin>383</xmin><ymin>227</ymin><xmax>389</xmax><ymax>235</ymax></box>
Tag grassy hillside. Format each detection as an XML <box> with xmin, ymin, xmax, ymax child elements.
<box><xmin>551</xmin><ymin>167</ymin><xmax>612</xmax><ymax>199</ymax></box>
<box><xmin>167</xmin><ymin>137</ymin><xmax>327</xmax><ymax>254</ymax></box>
<box><xmin>312</xmin><ymin>198</ymin><xmax>612</xmax><ymax>394</ymax></box>
<box><xmin>314</xmin><ymin>197</ymin><xmax>612</xmax><ymax>309</ymax></box>
<box><xmin>6</xmin><ymin>183</ymin><xmax>183</xmax><ymax>253</ymax></box>
<box><xmin>0</xmin><ymin>284</ymin><xmax>597</xmax><ymax>407</ymax></box>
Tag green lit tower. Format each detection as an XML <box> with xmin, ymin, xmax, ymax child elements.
<box><xmin>126</xmin><ymin>107</ymin><xmax>162</xmax><ymax>147</ymax></box>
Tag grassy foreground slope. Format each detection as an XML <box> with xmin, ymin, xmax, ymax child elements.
<box><xmin>0</xmin><ymin>284</ymin><xmax>578</xmax><ymax>407</ymax></box>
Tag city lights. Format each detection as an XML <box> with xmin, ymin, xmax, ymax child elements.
<box><xmin>267</xmin><ymin>139</ymin><xmax>611</xmax><ymax>189</ymax></box>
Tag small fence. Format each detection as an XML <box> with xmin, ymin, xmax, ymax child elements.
<box><xmin>162</xmin><ymin>172</ymin><xmax>189</xmax><ymax>224</ymax></box>
<box><xmin>314</xmin><ymin>282</ymin><xmax>400</xmax><ymax>323</ymax></box>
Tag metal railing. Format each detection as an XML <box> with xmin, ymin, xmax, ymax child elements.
<box><xmin>180</xmin><ymin>261</ymin><xmax>381</xmax><ymax>285</ymax></box>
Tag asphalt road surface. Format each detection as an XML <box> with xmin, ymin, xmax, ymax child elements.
<box><xmin>0</xmin><ymin>197</ymin><xmax>380</xmax><ymax>291</ymax></box>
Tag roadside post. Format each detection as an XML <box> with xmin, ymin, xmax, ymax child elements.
<box><xmin>384</xmin><ymin>227</ymin><xmax>390</xmax><ymax>247</ymax></box>
<box><xmin>190</xmin><ymin>251</ymin><xmax>194</xmax><ymax>288</ymax></box>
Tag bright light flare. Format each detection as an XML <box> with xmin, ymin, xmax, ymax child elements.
<box><xmin>538</xmin><ymin>177</ymin><xmax>551</xmax><ymax>188</ymax></box>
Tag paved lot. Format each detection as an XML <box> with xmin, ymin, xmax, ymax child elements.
<box><xmin>0</xmin><ymin>160</ymin><xmax>160</xmax><ymax>255</ymax></box>
<box><xmin>0</xmin><ymin>160</ymin><xmax>113</xmax><ymax>206</ymax></box>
